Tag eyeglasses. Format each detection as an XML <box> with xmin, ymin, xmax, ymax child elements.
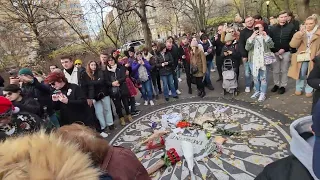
<box><xmin>3</xmin><ymin>92</ymin><xmax>13</xmax><ymax>97</ymax></box>
<box><xmin>49</xmin><ymin>82</ymin><xmax>56</xmax><ymax>86</ymax></box>
<box><xmin>75</xmin><ymin>63</ymin><xmax>82</xmax><ymax>65</ymax></box>
<box><xmin>228</xmin><ymin>31</ymin><xmax>234</xmax><ymax>33</ymax></box>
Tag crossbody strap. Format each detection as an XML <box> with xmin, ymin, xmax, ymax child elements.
<box><xmin>101</xmin><ymin>146</ymin><xmax>114</xmax><ymax>170</ymax></box>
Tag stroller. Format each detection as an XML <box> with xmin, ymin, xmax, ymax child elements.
<box><xmin>222</xmin><ymin>59</ymin><xmax>238</xmax><ymax>97</ymax></box>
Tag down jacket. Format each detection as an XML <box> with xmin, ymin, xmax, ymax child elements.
<box><xmin>0</xmin><ymin>131</ymin><xmax>100</xmax><ymax>179</ymax></box>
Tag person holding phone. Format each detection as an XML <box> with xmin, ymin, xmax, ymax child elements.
<box><xmin>245</xmin><ymin>21</ymin><xmax>275</xmax><ymax>102</ymax></box>
<box><xmin>45</xmin><ymin>71</ymin><xmax>96</xmax><ymax>128</ymax></box>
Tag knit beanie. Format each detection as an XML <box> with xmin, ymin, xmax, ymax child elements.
<box><xmin>128</xmin><ymin>46</ymin><xmax>135</xmax><ymax>53</ymax></box>
<box><xmin>190</xmin><ymin>39</ymin><xmax>198</xmax><ymax>47</ymax></box>
<box><xmin>18</xmin><ymin>68</ymin><xmax>34</xmax><ymax>77</ymax></box>
<box><xmin>225</xmin><ymin>33</ymin><xmax>235</xmax><ymax>42</ymax></box>
<box><xmin>0</xmin><ymin>96</ymin><xmax>19</xmax><ymax>118</ymax></box>
<box><xmin>74</xmin><ymin>59</ymin><xmax>82</xmax><ymax>65</ymax></box>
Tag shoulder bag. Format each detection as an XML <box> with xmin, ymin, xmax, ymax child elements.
<box><xmin>110</xmin><ymin>71</ymin><xmax>121</xmax><ymax>97</ymax></box>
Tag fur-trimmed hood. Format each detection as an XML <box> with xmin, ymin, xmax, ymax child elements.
<box><xmin>0</xmin><ymin>131</ymin><xmax>100</xmax><ymax>180</ymax></box>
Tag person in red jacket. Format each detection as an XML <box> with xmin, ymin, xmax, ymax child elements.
<box><xmin>178</xmin><ymin>36</ymin><xmax>192</xmax><ymax>94</ymax></box>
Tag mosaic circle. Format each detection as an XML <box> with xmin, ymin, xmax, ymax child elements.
<box><xmin>110</xmin><ymin>101</ymin><xmax>290</xmax><ymax>180</ymax></box>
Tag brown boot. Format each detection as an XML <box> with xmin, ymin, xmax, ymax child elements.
<box><xmin>126</xmin><ymin>114</ymin><xmax>133</xmax><ymax>122</ymax></box>
<box><xmin>295</xmin><ymin>91</ymin><xmax>302</xmax><ymax>96</ymax></box>
<box><xmin>120</xmin><ymin>117</ymin><xmax>126</xmax><ymax>126</ymax></box>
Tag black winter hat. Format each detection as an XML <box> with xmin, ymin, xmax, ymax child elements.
<box><xmin>3</xmin><ymin>84</ymin><xmax>21</xmax><ymax>93</ymax></box>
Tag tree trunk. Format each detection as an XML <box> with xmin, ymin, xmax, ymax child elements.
<box><xmin>139</xmin><ymin>0</ymin><xmax>152</xmax><ymax>49</ymax></box>
<box><xmin>295</xmin><ymin>0</ymin><xmax>310</xmax><ymax>20</ymax></box>
<box><xmin>284</xmin><ymin>0</ymin><xmax>290</xmax><ymax>11</ymax></box>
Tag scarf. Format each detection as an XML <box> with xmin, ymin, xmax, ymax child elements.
<box><xmin>107</xmin><ymin>64</ymin><xmax>117</xmax><ymax>72</ymax></box>
<box><xmin>252</xmin><ymin>36</ymin><xmax>266</xmax><ymax>77</ymax></box>
<box><xmin>306</xmin><ymin>25</ymin><xmax>319</xmax><ymax>52</ymax></box>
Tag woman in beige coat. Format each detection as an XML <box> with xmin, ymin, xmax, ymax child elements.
<box><xmin>289</xmin><ymin>16</ymin><xmax>320</xmax><ymax>97</ymax></box>
<box><xmin>190</xmin><ymin>39</ymin><xmax>207</xmax><ymax>98</ymax></box>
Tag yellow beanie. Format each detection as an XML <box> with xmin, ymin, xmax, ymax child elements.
<box><xmin>74</xmin><ymin>59</ymin><xmax>82</xmax><ymax>65</ymax></box>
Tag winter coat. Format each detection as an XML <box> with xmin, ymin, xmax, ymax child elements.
<box><xmin>84</xmin><ymin>70</ymin><xmax>109</xmax><ymax>100</ymax></box>
<box><xmin>131</xmin><ymin>59</ymin><xmax>152</xmax><ymax>81</ymax></box>
<box><xmin>105</xmin><ymin>64</ymin><xmax>129</xmax><ymax>97</ymax></box>
<box><xmin>307</xmin><ymin>55</ymin><xmax>320</xmax><ymax>113</ymax></box>
<box><xmin>0</xmin><ymin>131</ymin><xmax>100</xmax><ymax>179</ymax></box>
<box><xmin>0</xmin><ymin>75</ymin><xmax>4</xmax><ymax>87</ymax></box>
<box><xmin>245</xmin><ymin>36</ymin><xmax>275</xmax><ymax>63</ymax></box>
<box><xmin>0</xmin><ymin>112</ymin><xmax>42</xmax><ymax>141</ymax></box>
<box><xmin>13</xmin><ymin>96</ymin><xmax>41</xmax><ymax>116</ymax></box>
<box><xmin>288</xmin><ymin>29</ymin><xmax>320</xmax><ymax>80</ymax></box>
<box><xmin>178</xmin><ymin>43</ymin><xmax>191</xmax><ymax>64</ymax></box>
<box><xmin>167</xmin><ymin>44</ymin><xmax>180</xmax><ymax>68</ymax></box>
<box><xmin>221</xmin><ymin>42</ymin><xmax>242</xmax><ymax>68</ymax></box>
<box><xmin>239</xmin><ymin>28</ymin><xmax>254</xmax><ymax>58</ymax></box>
<box><xmin>255</xmin><ymin>116</ymin><xmax>317</xmax><ymax>180</ymax></box>
<box><xmin>100</xmin><ymin>146</ymin><xmax>150</xmax><ymax>180</ymax></box>
<box><xmin>190</xmin><ymin>49</ymin><xmax>207</xmax><ymax>77</ymax></box>
<box><xmin>21</xmin><ymin>77</ymin><xmax>53</xmax><ymax>116</ymax></box>
<box><xmin>200</xmin><ymin>41</ymin><xmax>214</xmax><ymax>61</ymax></box>
<box><xmin>156</xmin><ymin>52</ymin><xmax>174</xmax><ymax>76</ymax></box>
<box><xmin>269</xmin><ymin>23</ymin><xmax>296</xmax><ymax>52</ymax></box>
<box><xmin>212</xmin><ymin>33</ymin><xmax>225</xmax><ymax>57</ymax></box>
<box><xmin>53</xmin><ymin>83</ymin><xmax>95</xmax><ymax>127</ymax></box>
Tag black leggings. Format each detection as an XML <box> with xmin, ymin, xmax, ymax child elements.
<box><xmin>112</xmin><ymin>96</ymin><xmax>130</xmax><ymax>118</ymax></box>
<box><xmin>216</xmin><ymin>56</ymin><xmax>223</xmax><ymax>79</ymax></box>
<box><xmin>195</xmin><ymin>76</ymin><xmax>205</xmax><ymax>92</ymax></box>
<box><xmin>183</xmin><ymin>61</ymin><xmax>192</xmax><ymax>89</ymax></box>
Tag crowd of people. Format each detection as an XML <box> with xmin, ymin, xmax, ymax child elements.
<box><xmin>0</xmin><ymin>10</ymin><xmax>319</xmax><ymax>179</ymax></box>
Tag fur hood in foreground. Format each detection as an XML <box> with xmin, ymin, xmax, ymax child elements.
<box><xmin>0</xmin><ymin>131</ymin><xmax>100</xmax><ymax>180</ymax></box>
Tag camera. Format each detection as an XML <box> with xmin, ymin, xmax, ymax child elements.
<box><xmin>254</xmin><ymin>27</ymin><xmax>259</xmax><ymax>31</ymax></box>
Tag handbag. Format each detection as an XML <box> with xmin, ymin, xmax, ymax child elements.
<box><xmin>264</xmin><ymin>52</ymin><xmax>277</xmax><ymax>65</ymax></box>
<box><xmin>190</xmin><ymin>65</ymin><xmax>198</xmax><ymax>74</ymax></box>
<box><xmin>95</xmin><ymin>92</ymin><xmax>105</xmax><ymax>101</ymax></box>
<box><xmin>110</xmin><ymin>71</ymin><xmax>121</xmax><ymax>97</ymax></box>
<box><xmin>297</xmin><ymin>51</ymin><xmax>311</xmax><ymax>62</ymax></box>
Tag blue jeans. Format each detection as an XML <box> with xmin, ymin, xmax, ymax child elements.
<box><xmin>141</xmin><ymin>79</ymin><xmax>153</xmax><ymax>101</ymax></box>
<box><xmin>161</xmin><ymin>74</ymin><xmax>177</xmax><ymax>98</ymax></box>
<box><xmin>50</xmin><ymin>114</ymin><xmax>60</xmax><ymax>128</ymax></box>
<box><xmin>296</xmin><ymin>61</ymin><xmax>313</xmax><ymax>93</ymax></box>
<box><xmin>205</xmin><ymin>60</ymin><xmax>213</xmax><ymax>86</ymax></box>
<box><xmin>249</xmin><ymin>63</ymin><xmax>268</xmax><ymax>93</ymax></box>
<box><xmin>93</xmin><ymin>96</ymin><xmax>114</xmax><ymax>130</ymax></box>
<box><xmin>245</xmin><ymin>62</ymin><xmax>252</xmax><ymax>88</ymax></box>
<box><xmin>176</xmin><ymin>66</ymin><xmax>181</xmax><ymax>78</ymax></box>
<box><xmin>211</xmin><ymin>57</ymin><xmax>215</xmax><ymax>70</ymax></box>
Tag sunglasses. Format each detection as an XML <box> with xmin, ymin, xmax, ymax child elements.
<box><xmin>3</xmin><ymin>92</ymin><xmax>13</xmax><ymax>97</ymax></box>
<box><xmin>75</xmin><ymin>63</ymin><xmax>82</xmax><ymax>65</ymax></box>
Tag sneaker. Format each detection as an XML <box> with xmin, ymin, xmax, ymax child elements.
<box><xmin>109</xmin><ymin>125</ymin><xmax>115</xmax><ymax>130</ymax></box>
<box><xmin>100</xmin><ymin>132</ymin><xmax>109</xmax><ymax>138</ymax></box>
<box><xmin>271</xmin><ymin>85</ymin><xmax>279</xmax><ymax>92</ymax></box>
<box><xmin>258</xmin><ymin>93</ymin><xmax>266</xmax><ymax>102</ymax></box>
<box><xmin>176</xmin><ymin>90</ymin><xmax>182</xmax><ymax>95</ymax></box>
<box><xmin>211</xmin><ymin>69</ymin><xmax>216</xmax><ymax>72</ymax></box>
<box><xmin>150</xmin><ymin>100</ymin><xmax>155</xmax><ymax>106</ymax></box>
<box><xmin>178</xmin><ymin>78</ymin><xmax>182</xmax><ymax>82</ymax></box>
<box><xmin>144</xmin><ymin>101</ymin><xmax>148</xmax><ymax>106</ymax></box>
<box><xmin>135</xmin><ymin>102</ymin><xmax>140</xmax><ymax>106</ymax></box>
<box><xmin>173</xmin><ymin>96</ymin><xmax>179</xmax><ymax>99</ymax></box>
<box><xmin>278</xmin><ymin>87</ymin><xmax>285</xmax><ymax>94</ymax></box>
<box><xmin>169</xmin><ymin>91</ymin><xmax>172</xmax><ymax>96</ymax></box>
<box><xmin>295</xmin><ymin>91</ymin><xmax>302</xmax><ymax>96</ymax></box>
<box><xmin>251</xmin><ymin>92</ymin><xmax>260</xmax><ymax>99</ymax></box>
<box><xmin>165</xmin><ymin>98</ymin><xmax>169</xmax><ymax>101</ymax></box>
<box><xmin>245</xmin><ymin>87</ymin><xmax>251</xmax><ymax>93</ymax></box>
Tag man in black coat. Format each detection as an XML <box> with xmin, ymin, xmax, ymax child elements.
<box><xmin>269</xmin><ymin>11</ymin><xmax>296</xmax><ymax>94</ymax></box>
<box><xmin>212</xmin><ymin>25</ymin><xmax>226</xmax><ymax>81</ymax></box>
<box><xmin>166</xmin><ymin>38</ymin><xmax>181</xmax><ymax>95</ymax></box>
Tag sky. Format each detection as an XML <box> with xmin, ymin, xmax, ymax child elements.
<box><xmin>80</xmin><ymin>0</ymin><xmax>112</xmax><ymax>37</ymax></box>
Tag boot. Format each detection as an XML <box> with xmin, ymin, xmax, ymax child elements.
<box><xmin>120</xmin><ymin>117</ymin><xmax>126</xmax><ymax>126</ymax></box>
<box><xmin>188</xmin><ymin>87</ymin><xmax>192</xmax><ymax>94</ymax></box>
<box><xmin>200</xmin><ymin>90</ymin><xmax>206</xmax><ymax>98</ymax></box>
<box><xmin>126</xmin><ymin>114</ymin><xmax>133</xmax><ymax>122</ymax></box>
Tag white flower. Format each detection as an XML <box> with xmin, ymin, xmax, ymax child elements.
<box><xmin>67</xmin><ymin>89</ymin><xmax>72</xmax><ymax>96</ymax></box>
